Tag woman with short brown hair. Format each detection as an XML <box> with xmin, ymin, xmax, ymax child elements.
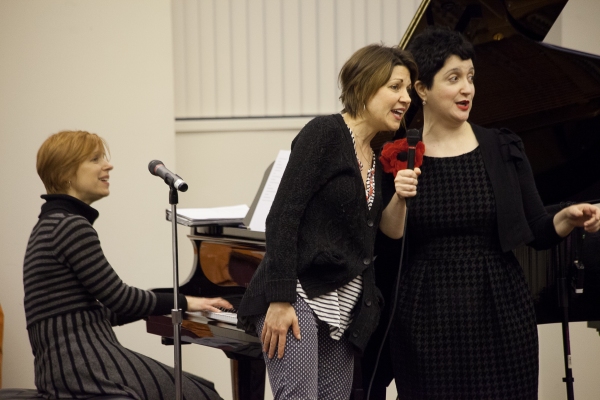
<box><xmin>237</xmin><ymin>44</ymin><xmax>417</xmax><ymax>399</ymax></box>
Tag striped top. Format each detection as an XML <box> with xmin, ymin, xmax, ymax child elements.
<box><xmin>23</xmin><ymin>194</ymin><xmax>178</xmax><ymax>328</ymax></box>
<box><xmin>296</xmin><ymin>121</ymin><xmax>375</xmax><ymax>340</ymax></box>
<box><xmin>296</xmin><ymin>276</ymin><xmax>363</xmax><ymax>339</ymax></box>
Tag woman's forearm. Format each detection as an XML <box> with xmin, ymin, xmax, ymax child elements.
<box><xmin>380</xmin><ymin>195</ymin><xmax>407</xmax><ymax>239</ymax></box>
<box><xmin>553</xmin><ymin>208</ymin><xmax>576</xmax><ymax>238</ymax></box>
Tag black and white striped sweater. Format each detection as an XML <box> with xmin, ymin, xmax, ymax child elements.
<box><xmin>23</xmin><ymin>194</ymin><xmax>184</xmax><ymax>328</ymax></box>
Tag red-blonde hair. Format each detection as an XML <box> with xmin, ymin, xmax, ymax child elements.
<box><xmin>36</xmin><ymin>130</ymin><xmax>109</xmax><ymax>194</ymax></box>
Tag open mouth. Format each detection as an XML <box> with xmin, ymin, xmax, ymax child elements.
<box><xmin>456</xmin><ymin>100</ymin><xmax>470</xmax><ymax>110</ymax></box>
<box><xmin>391</xmin><ymin>108</ymin><xmax>405</xmax><ymax>118</ymax></box>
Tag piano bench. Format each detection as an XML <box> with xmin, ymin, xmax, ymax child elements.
<box><xmin>0</xmin><ymin>388</ymin><xmax>133</xmax><ymax>399</ymax></box>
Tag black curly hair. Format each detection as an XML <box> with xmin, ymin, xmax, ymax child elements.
<box><xmin>406</xmin><ymin>26</ymin><xmax>475</xmax><ymax>90</ymax></box>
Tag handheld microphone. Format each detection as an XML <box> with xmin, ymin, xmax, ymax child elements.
<box><xmin>406</xmin><ymin>129</ymin><xmax>421</xmax><ymax>171</ymax></box>
<box><xmin>405</xmin><ymin>128</ymin><xmax>421</xmax><ymax>209</ymax></box>
<box><xmin>148</xmin><ymin>160</ymin><xmax>188</xmax><ymax>192</ymax></box>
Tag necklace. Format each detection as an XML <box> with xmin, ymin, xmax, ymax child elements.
<box><xmin>344</xmin><ymin>117</ymin><xmax>376</xmax><ymax>209</ymax></box>
<box><xmin>357</xmin><ymin>144</ymin><xmax>372</xmax><ymax>171</ymax></box>
<box><xmin>352</xmin><ymin>129</ymin><xmax>373</xmax><ymax>169</ymax></box>
<box><xmin>343</xmin><ymin>113</ymin><xmax>374</xmax><ymax>171</ymax></box>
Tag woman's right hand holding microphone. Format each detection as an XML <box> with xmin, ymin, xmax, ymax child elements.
<box><xmin>394</xmin><ymin>167</ymin><xmax>421</xmax><ymax>200</ymax></box>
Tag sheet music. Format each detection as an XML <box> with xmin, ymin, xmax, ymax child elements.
<box><xmin>248</xmin><ymin>149</ymin><xmax>291</xmax><ymax>232</ymax></box>
<box><xmin>176</xmin><ymin>205</ymin><xmax>249</xmax><ymax>221</ymax></box>
<box><xmin>166</xmin><ymin>204</ymin><xmax>249</xmax><ymax>226</ymax></box>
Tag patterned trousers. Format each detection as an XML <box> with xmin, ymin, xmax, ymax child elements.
<box><xmin>255</xmin><ymin>295</ymin><xmax>354</xmax><ymax>400</ymax></box>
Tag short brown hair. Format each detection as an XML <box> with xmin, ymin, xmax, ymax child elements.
<box><xmin>339</xmin><ymin>44</ymin><xmax>418</xmax><ymax>118</ymax></box>
<box><xmin>36</xmin><ymin>130</ymin><xmax>109</xmax><ymax>194</ymax></box>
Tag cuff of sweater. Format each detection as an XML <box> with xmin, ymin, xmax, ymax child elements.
<box><xmin>265</xmin><ymin>279</ymin><xmax>298</xmax><ymax>303</ymax></box>
<box><xmin>546</xmin><ymin>215</ymin><xmax>563</xmax><ymax>245</ymax></box>
<box><xmin>152</xmin><ymin>292</ymin><xmax>187</xmax><ymax>316</ymax></box>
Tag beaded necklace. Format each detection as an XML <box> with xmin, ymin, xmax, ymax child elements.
<box><xmin>346</xmin><ymin>121</ymin><xmax>376</xmax><ymax>210</ymax></box>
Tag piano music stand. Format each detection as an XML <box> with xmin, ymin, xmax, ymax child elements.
<box><xmin>167</xmin><ymin>186</ymin><xmax>184</xmax><ymax>400</ymax></box>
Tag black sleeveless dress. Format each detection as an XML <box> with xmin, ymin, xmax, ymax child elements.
<box><xmin>390</xmin><ymin>147</ymin><xmax>538</xmax><ymax>399</ymax></box>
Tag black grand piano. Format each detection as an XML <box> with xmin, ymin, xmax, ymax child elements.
<box><xmin>147</xmin><ymin>0</ymin><xmax>600</xmax><ymax>399</ymax></box>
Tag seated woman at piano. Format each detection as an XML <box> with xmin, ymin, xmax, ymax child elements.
<box><xmin>237</xmin><ymin>44</ymin><xmax>418</xmax><ymax>399</ymax></box>
<box><xmin>379</xmin><ymin>27</ymin><xmax>600</xmax><ymax>400</ymax></box>
<box><xmin>23</xmin><ymin>130</ymin><xmax>233</xmax><ymax>399</ymax></box>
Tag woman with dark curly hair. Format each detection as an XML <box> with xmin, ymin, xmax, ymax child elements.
<box><xmin>380</xmin><ymin>27</ymin><xmax>600</xmax><ymax>399</ymax></box>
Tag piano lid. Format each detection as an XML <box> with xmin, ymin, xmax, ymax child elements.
<box><xmin>396</xmin><ymin>0</ymin><xmax>600</xmax><ymax>205</ymax></box>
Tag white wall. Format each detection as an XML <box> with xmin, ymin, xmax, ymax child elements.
<box><xmin>0</xmin><ymin>0</ymin><xmax>193</xmax><ymax>393</ymax></box>
<box><xmin>558</xmin><ymin>0</ymin><xmax>600</xmax><ymax>55</ymax></box>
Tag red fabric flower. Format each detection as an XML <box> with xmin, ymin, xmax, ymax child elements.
<box><xmin>379</xmin><ymin>138</ymin><xmax>425</xmax><ymax>177</ymax></box>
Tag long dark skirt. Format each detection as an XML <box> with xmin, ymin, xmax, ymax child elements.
<box><xmin>28</xmin><ymin>309</ymin><xmax>222</xmax><ymax>400</ymax></box>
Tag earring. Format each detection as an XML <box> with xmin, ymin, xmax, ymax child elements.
<box><xmin>422</xmin><ymin>100</ymin><xmax>427</xmax><ymax>106</ymax></box>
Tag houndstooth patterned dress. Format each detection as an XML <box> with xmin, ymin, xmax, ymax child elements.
<box><xmin>390</xmin><ymin>147</ymin><xmax>539</xmax><ymax>399</ymax></box>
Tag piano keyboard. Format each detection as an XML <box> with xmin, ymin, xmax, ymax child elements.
<box><xmin>202</xmin><ymin>310</ymin><xmax>238</xmax><ymax>324</ymax></box>
<box><xmin>187</xmin><ymin>308</ymin><xmax>238</xmax><ymax>325</ymax></box>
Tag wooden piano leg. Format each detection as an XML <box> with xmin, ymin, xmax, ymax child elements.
<box><xmin>225</xmin><ymin>352</ymin><xmax>266</xmax><ymax>400</ymax></box>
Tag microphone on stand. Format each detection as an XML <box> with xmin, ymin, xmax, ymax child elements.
<box><xmin>148</xmin><ymin>159</ymin><xmax>188</xmax><ymax>399</ymax></box>
<box><xmin>148</xmin><ymin>160</ymin><xmax>188</xmax><ymax>192</ymax></box>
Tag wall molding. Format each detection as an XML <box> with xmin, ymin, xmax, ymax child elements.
<box><xmin>175</xmin><ymin>116</ymin><xmax>314</xmax><ymax>133</ymax></box>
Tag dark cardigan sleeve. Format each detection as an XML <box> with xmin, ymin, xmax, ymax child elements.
<box><xmin>498</xmin><ymin>128</ymin><xmax>562</xmax><ymax>250</ymax></box>
<box><xmin>262</xmin><ymin>117</ymin><xmax>343</xmax><ymax>303</ymax></box>
<box><xmin>380</xmin><ymin>169</ymin><xmax>396</xmax><ymax>208</ymax></box>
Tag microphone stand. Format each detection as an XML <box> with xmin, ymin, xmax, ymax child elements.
<box><xmin>168</xmin><ymin>186</ymin><xmax>184</xmax><ymax>400</ymax></box>
<box><xmin>365</xmin><ymin>208</ymin><xmax>409</xmax><ymax>400</ymax></box>
<box><xmin>558</xmin><ymin>268</ymin><xmax>575</xmax><ymax>400</ymax></box>
<box><xmin>557</xmin><ymin>228</ymin><xmax>584</xmax><ymax>400</ymax></box>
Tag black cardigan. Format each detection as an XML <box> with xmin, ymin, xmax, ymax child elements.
<box><xmin>237</xmin><ymin>114</ymin><xmax>385</xmax><ymax>352</ymax></box>
<box><xmin>472</xmin><ymin>123</ymin><xmax>562</xmax><ymax>251</ymax></box>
